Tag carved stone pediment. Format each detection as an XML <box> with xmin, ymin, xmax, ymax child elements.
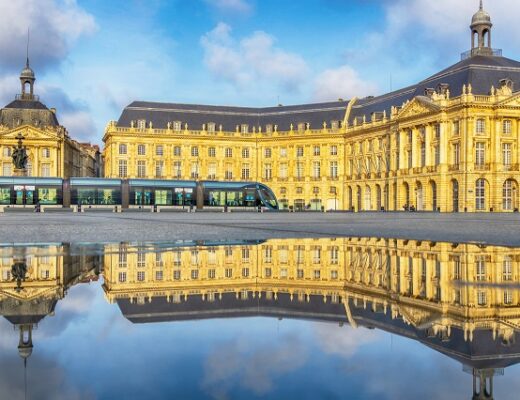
<box><xmin>397</xmin><ymin>97</ymin><xmax>441</xmax><ymax>120</ymax></box>
<box><xmin>497</xmin><ymin>91</ymin><xmax>520</xmax><ymax>107</ymax></box>
<box><xmin>0</xmin><ymin>125</ymin><xmax>60</xmax><ymax>141</ymax></box>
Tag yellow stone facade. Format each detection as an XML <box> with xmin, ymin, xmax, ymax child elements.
<box><xmin>103</xmin><ymin>5</ymin><xmax>520</xmax><ymax>212</ymax></box>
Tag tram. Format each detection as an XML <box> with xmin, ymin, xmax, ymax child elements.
<box><xmin>0</xmin><ymin>177</ymin><xmax>279</xmax><ymax>211</ymax></box>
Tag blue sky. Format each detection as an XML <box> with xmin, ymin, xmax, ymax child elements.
<box><xmin>4</xmin><ymin>279</ymin><xmax>520</xmax><ymax>400</ymax></box>
<box><xmin>0</xmin><ymin>0</ymin><xmax>519</xmax><ymax>144</ymax></box>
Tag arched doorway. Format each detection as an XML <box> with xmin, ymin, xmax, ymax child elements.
<box><xmin>430</xmin><ymin>181</ymin><xmax>438</xmax><ymax>211</ymax></box>
<box><xmin>503</xmin><ymin>179</ymin><xmax>518</xmax><ymax>211</ymax></box>
<box><xmin>364</xmin><ymin>186</ymin><xmax>372</xmax><ymax>211</ymax></box>
<box><xmin>415</xmin><ymin>182</ymin><xmax>424</xmax><ymax>211</ymax></box>
<box><xmin>451</xmin><ymin>179</ymin><xmax>459</xmax><ymax>212</ymax></box>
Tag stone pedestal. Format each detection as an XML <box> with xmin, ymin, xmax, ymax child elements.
<box><xmin>13</xmin><ymin>168</ymin><xmax>27</xmax><ymax>177</ymax></box>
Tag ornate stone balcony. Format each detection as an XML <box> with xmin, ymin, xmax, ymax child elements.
<box><xmin>448</xmin><ymin>164</ymin><xmax>460</xmax><ymax>172</ymax></box>
<box><xmin>475</xmin><ymin>163</ymin><xmax>490</xmax><ymax>171</ymax></box>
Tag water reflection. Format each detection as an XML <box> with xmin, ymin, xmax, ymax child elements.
<box><xmin>1</xmin><ymin>239</ymin><xmax>520</xmax><ymax>399</ymax></box>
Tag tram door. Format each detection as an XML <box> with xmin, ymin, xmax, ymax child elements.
<box><xmin>135</xmin><ymin>189</ymin><xmax>152</xmax><ymax>206</ymax></box>
<box><xmin>14</xmin><ymin>185</ymin><xmax>35</xmax><ymax>205</ymax></box>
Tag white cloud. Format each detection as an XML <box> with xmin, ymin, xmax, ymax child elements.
<box><xmin>0</xmin><ymin>0</ymin><xmax>96</xmax><ymax>72</ymax></box>
<box><xmin>204</xmin><ymin>0</ymin><xmax>252</xmax><ymax>14</ymax></box>
<box><xmin>201</xmin><ymin>334</ymin><xmax>308</xmax><ymax>399</ymax></box>
<box><xmin>313</xmin><ymin>322</ymin><xmax>380</xmax><ymax>358</ymax></box>
<box><xmin>201</xmin><ymin>23</ymin><xmax>309</xmax><ymax>92</ymax></box>
<box><xmin>313</xmin><ymin>65</ymin><xmax>378</xmax><ymax>102</ymax></box>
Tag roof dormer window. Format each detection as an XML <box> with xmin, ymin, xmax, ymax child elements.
<box><xmin>137</xmin><ymin>119</ymin><xmax>146</xmax><ymax>130</ymax></box>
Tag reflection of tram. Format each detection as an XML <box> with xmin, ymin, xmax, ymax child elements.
<box><xmin>0</xmin><ymin>177</ymin><xmax>278</xmax><ymax>211</ymax></box>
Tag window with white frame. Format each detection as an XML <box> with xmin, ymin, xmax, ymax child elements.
<box><xmin>453</xmin><ymin>120</ymin><xmax>460</xmax><ymax>136</ymax></box>
<box><xmin>312</xmin><ymin>247</ymin><xmax>321</xmax><ymax>264</ymax></box>
<box><xmin>476</xmin><ymin>178</ymin><xmax>486</xmax><ymax>210</ymax></box>
<box><xmin>173</xmin><ymin>121</ymin><xmax>182</xmax><ymax>131</ymax></box>
<box><xmin>156</xmin><ymin>145</ymin><xmax>163</xmax><ymax>156</ymax></box>
<box><xmin>241</xmin><ymin>124</ymin><xmax>249</xmax><ymax>134</ymax></box>
<box><xmin>330</xmin><ymin>145</ymin><xmax>338</xmax><ymax>156</ymax></box>
<box><xmin>137</xmin><ymin>120</ymin><xmax>146</xmax><ymax>129</ymax></box>
<box><xmin>503</xmin><ymin>119</ymin><xmax>512</xmax><ymax>135</ymax></box>
<box><xmin>280</xmin><ymin>147</ymin><xmax>287</xmax><ymax>157</ymax></box>
<box><xmin>2</xmin><ymin>163</ymin><xmax>11</xmax><ymax>176</ymax></box>
<box><xmin>504</xmin><ymin>290</ymin><xmax>513</xmax><ymax>305</ymax></box>
<box><xmin>279</xmin><ymin>163</ymin><xmax>288</xmax><ymax>179</ymax></box>
<box><xmin>119</xmin><ymin>144</ymin><xmax>127</xmax><ymax>155</ymax></box>
<box><xmin>476</xmin><ymin>118</ymin><xmax>486</xmax><ymax>135</ymax></box>
<box><xmin>42</xmin><ymin>147</ymin><xmax>50</xmax><ymax>158</ymax></box>
<box><xmin>312</xmin><ymin>161</ymin><xmax>321</xmax><ymax>178</ymax></box>
<box><xmin>453</xmin><ymin>143</ymin><xmax>460</xmax><ymax>166</ymax></box>
<box><xmin>155</xmin><ymin>161</ymin><xmax>164</xmax><ymax>178</ymax></box>
<box><xmin>191</xmin><ymin>146</ymin><xmax>199</xmax><ymax>157</ymax></box>
<box><xmin>476</xmin><ymin>258</ymin><xmax>486</xmax><ymax>281</ymax></box>
<box><xmin>265</xmin><ymin>124</ymin><xmax>273</xmax><ymax>133</ymax></box>
<box><xmin>118</xmin><ymin>160</ymin><xmax>128</xmax><ymax>178</ymax></box>
<box><xmin>118</xmin><ymin>272</ymin><xmax>126</xmax><ymax>282</ymax></box>
<box><xmin>242</xmin><ymin>147</ymin><xmax>250</xmax><ymax>158</ymax></box>
<box><xmin>313</xmin><ymin>146</ymin><xmax>320</xmax><ymax>156</ymax></box>
<box><xmin>173</xmin><ymin>161</ymin><xmax>182</xmax><ymax>178</ymax></box>
<box><xmin>137</xmin><ymin>271</ymin><xmax>145</xmax><ymax>281</ymax></box>
<box><xmin>330</xmin><ymin>247</ymin><xmax>339</xmax><ymax>264</ymax></box>
<box><xmin>173</xmin><ymin>146</ymin><xmax>181</xmax><ymax>157</ymax></box>
<box><xmin>296</xmin><ymin>147</ymin><xmax>304</xmax><ymax>157</ymax></box>
<box><xmin>502</xmin><ymin>143</ymin><xmax>512</xmax><ymax>167</ymax></box>
<box><xmin>207</xmin><ymin>122</ymin><xmax>216</xmax><ymax>133</ymax></box>
<box><xmin>264</xmin><ymin>148</ymin><xmax>272</xmax><ymax>158</ymax></box>
<box><xmin>225</xmin><ymin>148</ymin><xmax>233</xmax><ymax>158</ymax></box>
<box><xmin>208</xmin><ymin>162</ymin><xmax>216</xmax><ymax>179</ymax></box>
<box><xmin>296</xmin><ymin>162</ymin><xmax>304</xmax><ymax>179</ymax></box>
<box><xmin>190</xmin><ymin>162</ymin><xmax>199</xmax><ymax>178</ymax></box>
<box><xmin>477</xmin><ymin>290</ymin><xmax>487</xmax><ymax>306</ymax></box>
<box><xmin>137</xmin><ymin>144</ymin><xmax>146</xmax><ymax>155</ymax></box>
<box><xmin>503</xmin><ymin>256</ymin><xmax>512</xmax><ymax>281</ymax></box>
<box><xmin>241</xmin><ymin>163</ymin><xmax>250</xmax><ymax>180</ymax></box>
<box><xmin>137</xmin><ymin>160</ymin><xmax>146</xmax><ymax>178</ymax></box>
<box><xmin>41</xmin><ymin>164</ymin><xmax>50</xmax><ymax>177</ymax></box>
<box><xmin>2</xmin><ymin>147</ymin><xmax>11</xmax><ymax>157</ymax></box>
<box><xmin>263</xmin><ymin>246</ymin><xmax>272</xmax><ymax>263</ymax></box>
<box><xmin>330</xmin><ymin>161</ymin><xmax>338</xmax><ymax>178</ymax></box>
<box><xmin>475</xmin><ymin>142</ymin><xmax>485</xmax><ymax>166</ymax></box>
<box><xmin>264</xmin><ymin>163</ymin><xmax>272</xmax><ymax>180</ymax></box>
<box><xmin>208</xmin><ymin>147</ymin><xmax>216</xmax><ymax>157</ymax></box>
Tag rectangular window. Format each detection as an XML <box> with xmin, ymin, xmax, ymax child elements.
<box><xmin>503</xmin><ymin>257</ymin><xmax>512</xmax><ymax>281</ymax></box>
<box><xmin>137</xmin><ymin>160</ymin><xmax>146</xmax><ymax>178</ymax></box>
<box><xmin>264</xmin><ymin>148</ymin><xmax>272</xmax><ymax>158</ymax></box>
<box><xmin>279</xmin><ymin>163</ymin><xmax>288</xmax><ymax>179</ymax></box>
<box><xmin>155</xmin><ymin>161</ymin><xmax>164</xmax><ymax>178</ymax></box>
<box><xmin>312</xmin><ymin>161</ymin><xmax>321</xmax><ymax>179</ymax></box>
<box><xmin>173</xmin><ymin>121</ymin><xmax>182</xmax><ymax>131</ymax></box>
<box><xmin>208</xmin><ymin>269</ymin><xmax>216</xmax><ymax>279</ymax></box>
<box><xmin>504</xmin><ymin>290</ymin><xmax>513</xmax><ymax>305</ymax></box>
<box><xmin>173</xmin><ymin>146</ymin><xmax>181</xmax><ymax>156</ymax></box>
<box><xmin>434</xmin><ymin>145</ymin><xmax>440</xmax><ymax>166</ymax></box>
<box><xmin>137</xmin><ymin>144</ymin><xmax>146</xmax><ymax>155</ymax></box>
<box><xmin>208</xmin><ymin>147</ymin><xmax>216</xmax><ymax>157</ymax></box>
<box><xmin>503</xmin><ymin>120</ymin><xmax>512</xmax><ymax>135</ymax></box>
<box><xmin>280</xmin><ymin>147</ymin><xmax>287</xmax><ymax>158</ymax></box>
<box><xmin>2</xmin><ymin>147</ymin><xmax>11</xmax><ymax>157</ymax></box>
<box><xmin>191</xmin><ymin>162</ymin><xmax>199</xmax><ymax>179</ymax></box>
<box><xmin>264</xmin><ymin>163</ymin><xmax>272</xmax><ymax>180</ymax></box>
<box><xmin>137</xmin><ymin>271</ymin><xmax>145</xmax><ymax>282</ymax></box>
<box><xmin>191</xmin><ymin>147</ymin><xmax>199</xmax><ymax>157</ymax></box>
<box><xmin>296</xmin><ymin>147</ymin><xmax>304</xmax><ymax>157</ymax></box>
<box><xmin>476</xmin><ymin>258</ymin><xmax>486</xmax><ymax>281</ymax></box>
<box><xmin>41</xmin><ymin>164</ymin><xmax>51</xmax><ymax>177</ymax></box>
<box><xmin>191</xmin><ymin>270</ymin><xmax>199</xmax><ymax>279</ymax></box>
<box><xmin>156</xmin><ymin>145</ymin><xmax>163</xmax><ymax>156</ymax></box>
<box><xmin>476</xmin><ymin>142</ymin><xmax>485</xmax><ymax>166</ymax></box>
<box><xmin>241</xmin><ymin>124</ymin><xmax>249</xmax><ymax>134</ymax></box>
<box><xmin>330</xmin><ymin>161</ymin><xmax>338</xmax><ymax>178</ymax></box>
<box><xmin>331</xmin><ymin>270</ymin><xmax>338</xmax><ymax>279</ymax></box>
<box><xmin>241</xmin><ymin>163</ymin><xmax>250</xmax><ymax>180</ymax></box>
<box><xmin>208</xmin><ymin>162</ymin><xmax>217</xmax><ymax>179</ymax></box>
<box><xmin>313</xmin><ymin>146</ymin><xmax>320</xmax><ymax>156</ymax></box>
<box><xmin>420</xmin><ymin>141</ymin><xmax>426</xmax><ymax>167</ymax></box>
<box><xmin>242</xmin><ymin>148</ymin><xmax>250</xmax><ymax>158</ymax></box>
<box><xmin>119</xmin><ymin>144</ymin><xmax>127</xmax><ymax>155</ymax></box>
<box><xmin>2</xmin><ymin>163</ymin><xmax>11</xmax><ymax>176</ymax></box>
<box><xmin>225</xmin><ymin>268</ymin><xmax>233</xmax><ymax>278</ymax></box>
<box><xmin>155</xmin><ymin>270</ymin><xmax>163</xmax><ymax>281</ymax></box>
<box><xmin>173</xmin><ymin>161</ymin><xmax>182</xmax><ymax>178</ymax></box>
<box><xmin>225</xmin><ymin>148</ymin><xmax>233</xmax><ymax>158</ymax></box>
<box><xmin>137</xmin><ymin>120</ymin><xmax>146</xmax><ymax>129</ymax></box>
<box><xmin>330</xmin><ymin>145</ymin><xmax>338</xmax><ymax>156</ymax></box>
<box><xmin>453</xmin><ymin>120</ymin><xmax>460</xmax><ymax>136</ymax></box>
<box><xmin>434</xmin><ymin>124</ymin><xmax>441</xmax><ymax>140</ymax></box>
<box><xmin>225</xmin><ymin>164</ymin><xmax>233</xmax><ymax>180</ymax></box>
<box><xmin>453</xmin><ymin>143</ymin><xmax>460</xmax><ymax>166</ymax></box>
<box><xmin>477</xmin><ymin>291</ymin><xmax>487</xmax><ymax>306</ymax></box>
<box><xmin>476</xmin><ymin>119</ymin><xmax>486</xmax><ymax>135</ymax></box>
<box><xmin>42</xmin><ymin>147</ymin><xmax>50</xmax><ymax>158</ymax></box>
<box><xmin>207</xmin><ymin>123</ymin><xmax>216</xmax><ymax>133</ymax></box>
<box><xmin>453</xmin><ymin>257</ymin><xmax>461</xmax><ymax>280</ymax></box>
<box><xmin>503</xmin><ymin>143</ymin><xmax>512</xmax><ymax>167</ymax></box>
<box><xmin>242</xmin><ymin>267</ymin><xmax>249</xmax><ymax>277</ymax></box>
<box><xmin>118</xmin><ymin>272</ymin><xmax>126</xmax><ymax>282</ymax></box>
<box><xmin>173</xmin><ymin>270</ymin><xmax>181</xmax><ymax>280</ymax></box>
<box><xmin>264</xmin><ymin>246</ymin><xmax>272</xmax><ymax>263</ymax></box>
<box><xmin>330</xmin><ymin>247</ymin><xmax>339</xmax><ymax>264</ymax></box>
<box><xmin>265</xmin><ymin>267</ymin><xmax>272</xmax><ymax>278</ymax></box>
<box><xmin>118</xmin><ymin>160</ymin><xmax>127</xmax><ymax>178</ymax></box>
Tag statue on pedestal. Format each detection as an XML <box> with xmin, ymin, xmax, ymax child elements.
<box><xmin>11</xmin><ymin>133</ymin><xmax>28</xmax><ymax>173</ymax></box>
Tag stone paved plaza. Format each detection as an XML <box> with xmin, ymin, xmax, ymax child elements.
<box><xmin>0</xmin><ymin>211</ymin><xmax>519</xmax><ymax>246</ymax></box>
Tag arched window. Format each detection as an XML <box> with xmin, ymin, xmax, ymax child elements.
<box><xmin>476</xmin><ymin>179</ymin><xmax>486</xmax><ymax>211</ymax></box>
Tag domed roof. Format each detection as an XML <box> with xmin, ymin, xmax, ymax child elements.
<box><xmin>471</xmin><ymin>1</ymin><xmax>492</xmax><ymax>26</ymax></box>
<box><xmin>20</xmin><ymin>60</ymin><xmax>35</xmax><ymax>80</ymax></box>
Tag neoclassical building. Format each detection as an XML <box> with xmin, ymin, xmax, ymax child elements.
<box><xmin>0</xmin><ymin>59</ymin><xmax>101</xmax><ymax>178</ymax></box>
<box><xmin>103</xmin><ymin>3</ymin><xmax>520</xmax><ymax>212</ymax></box>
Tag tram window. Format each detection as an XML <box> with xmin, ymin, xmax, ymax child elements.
<box><xmin>155</xmin><ymin>190</ymin><xmax>172</xmax><ymax>205</ymax></box>
<box><xmin>226</xmin><ymin>191</ymin><xmax>243</xmax><ymax>206</ymax></box>
<box><xmin>38</xmin><ymin>188</ymin><xmax>58</xmax><ymax>204</ymax></box>
<box><xmin>98</xmin><ymin>189</ymin><xmax>118</xmax><ymax>205</ymax></box>
<box><xmin>77</xmin><ymin>188</ymin><xmax>96</xmax><ymax>205</ymax></box>
<box><xmin>0</xmin><ymin>188</ymin><xmax>9</xmax><ymax>204</ymax></box>
<box><xmin>244</xmin><ymin>190</ymin><xmax>256</xmax><ymax>207</ymax></box>
<box><xmin>135</xmin><ymin>190</ymin><xmax>152</xmax><ymax>206</ymax></box>
<box><xmin>259</xmin><ymin>188</ymin><xmax>277</xmax><ymax>208</ymax></box>
<box><xmin>207</xmin><ymin>191</ymin><xmax>225</xmax><ymax>206</ymax></box>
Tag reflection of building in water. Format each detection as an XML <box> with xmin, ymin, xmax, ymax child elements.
<box><xmin>0</xmin><ymin>244</ymin><xmax>100</xmax><ymax>364</ymax></box>
<box><xmin>103</xmin><ymin>238</ymin><xmax>520</xmax><ymax>399</ymax></box>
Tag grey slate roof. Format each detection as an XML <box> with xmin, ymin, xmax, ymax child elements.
<box><xmin>117</xmin><ymin>54</ymin><xmax>520</xmax><ymax>131</ymax></box>
<box><xmin>0</xmin><ymin>99</ymin><xmax>60</xmax><ymax>128</ymax></box>
<box><xmin>349</xmin><ymin>54</ymin><xmax>520</xmax><ymax>124</ymax></box>
<box><xmin>117</xmin><ymin>100</ymin><xmax>349</xmax><ymax>131</ymax></box>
